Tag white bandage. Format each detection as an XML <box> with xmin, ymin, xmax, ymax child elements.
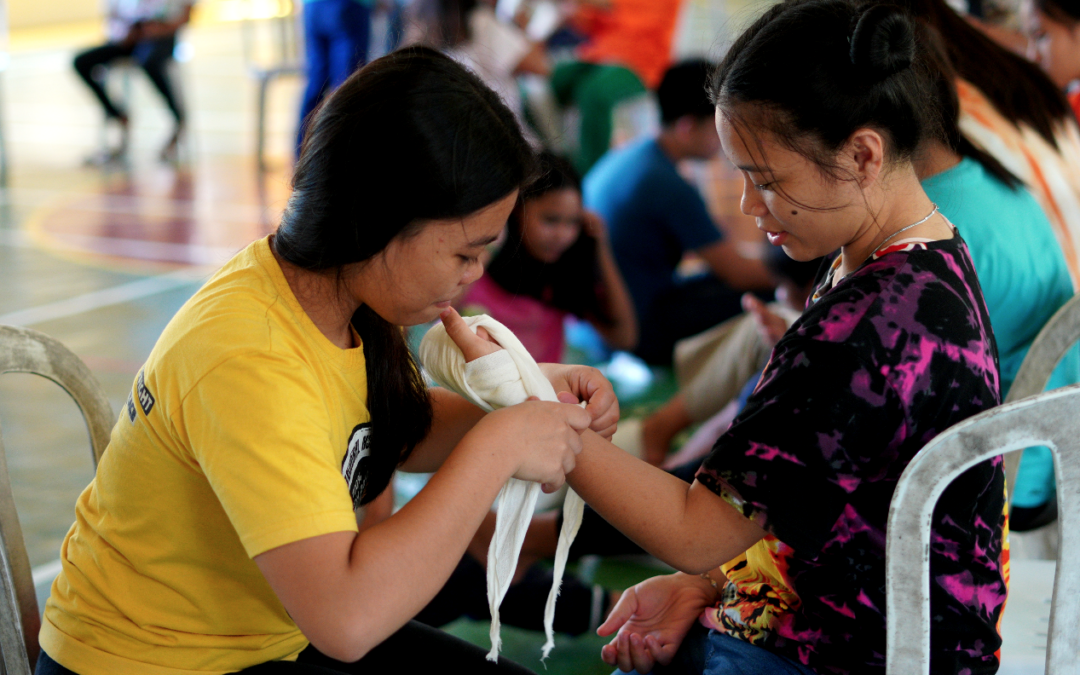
<box><xmin>419</xmin><ymin>315</ymin><xmax>585</xmax><ymax>661</ymax></box>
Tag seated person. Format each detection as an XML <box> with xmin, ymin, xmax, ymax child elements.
<box><xmin>458</xmin><ymin>6</ymin><xmax>1007</xmax><ymax>672</ymax></box>
<box><xmin>459</xmin><ymin>151</ymin><xmax>636</xmax><ymax>363</ymax></box>
<box><xmin>407</xmin><ymin>0</ymin><xmax>551</xmax><ymax>136</ymax></box>
<box><xmin>641</xmin><ymin>249</ymin><xmax>822</xmax><ymax>464</ymax></box>
<box><xmin>584</xmin><ymin>59</ymin><xmax>773</xmax><ymax>366</ymax></box>
<box><xmin>73</xmin><ymin>0</ymin><xmax>192</xmax><ymax>162</ymax></box>
<box><xmin>551</xmin><ymin>0</ymin><xmax>682</xmax><ymax>173</ymax></box>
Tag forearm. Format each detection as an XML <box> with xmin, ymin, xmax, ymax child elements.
<box><xmin>592</xmin><ymin>241</ymin><xmax>638</xmax><ymax>350</ymax></box>
<box><xmin>567</xmin><ymin>431</ymin><xmax>764</xmax><ymax>572</ymax></box>
<box><xmin>399</xmin><ymin>388</ymin><xmax>486</xmax><ymax>473</ymax></box>
<box><xmin>260</xmin><ymin>438</ymin><xmax>513</xmax><ymax>661</ymax></box>
<box><xmin>349</xmin><ymin>440</ymin><xmax>512</xmax><ymax>630</ymax></box>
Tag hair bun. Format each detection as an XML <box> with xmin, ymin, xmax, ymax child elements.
<box><xmin>849</xmin><ymin>5</ymin><xmax>916</xmax><ymax>82</ymax></box>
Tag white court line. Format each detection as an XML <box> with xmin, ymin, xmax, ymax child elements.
<box><xmin>32</xmin><ymin>558</ymin><xmax>63</xmax><ymax>588</ymax></box>
<box><xmin>0</xmin><ymin>268</ymin><xmax>209</xmax><ymax>327</ymax></box>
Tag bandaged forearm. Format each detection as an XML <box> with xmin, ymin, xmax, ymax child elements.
<box><xmin>419</xmin><ymin>315</ymin><xmax>584</xmax><ymax>661</ymax></box>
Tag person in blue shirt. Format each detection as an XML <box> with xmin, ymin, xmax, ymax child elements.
<box><xmin>583</xmin><ymin>60</ymin><xmax>773</xmax><ymax>365</ymax></box>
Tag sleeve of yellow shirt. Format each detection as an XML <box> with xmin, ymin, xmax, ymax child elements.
<box><xmin>176</xmin><ymin>350</ymin><xmax>360</xmax><ymax>558</ymax></box>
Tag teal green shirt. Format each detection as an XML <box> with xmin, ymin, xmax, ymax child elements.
<box><xmin>923</xmin><ymin>156</ymin><xmax>1080</xmax><ymax>398</ymax></box>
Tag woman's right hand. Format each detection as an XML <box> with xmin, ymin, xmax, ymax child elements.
<box><xmin>465</xmin><ymin>398</ymin><xmax>592</xmax><ymax>492</ymax></box>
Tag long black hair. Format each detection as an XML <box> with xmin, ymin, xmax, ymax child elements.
<box><xmin>485</xmin><ymin>151</ymin><xmax>611</xmax><ymax>323</ymax></box>
<box><xmin>889</xmin><ymin>0</ymin><xmax>1072</xmax><ymax>149</ymax></box>
<box><xmin>274</xmin><ymin>46</ymin><xmax>535</xmax><ymax>504</ymax></box>
<box><xmin>918</xmin><ymin>21</ymin><xmax>1023</xmax><ymax>188</ymax></box>
<box><xmin>713</xmin><ymin>0</ymin><xmax>939</xmax><ymax>196</ymax></box>
<box><xmin>1037</xmin><ymin>0</ymin><xmax>1080</xmax><ymax>23</ymax></box>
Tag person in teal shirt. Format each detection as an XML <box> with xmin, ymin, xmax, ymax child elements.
<box><xmin>922</xmin><ymin>153</ymin><xmax>1077</xmax><ymax>529</ymax></box>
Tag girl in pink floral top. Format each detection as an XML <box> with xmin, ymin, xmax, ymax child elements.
<box><xmin>458</xmin><ymin>151</ymin><xmax>637</xmax><ymax>362</ymax></box>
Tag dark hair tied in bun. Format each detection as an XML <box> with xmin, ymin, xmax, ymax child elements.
<box><xmin>849</xmin><ymin>5</ymin><xmax>916</xmax><ymax>82</ymax></box>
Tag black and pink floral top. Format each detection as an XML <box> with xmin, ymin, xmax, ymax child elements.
<box><xmin>697</xmin><ymin>234</ymin><xmax>1008</xmax><ymax>675</ymax></box>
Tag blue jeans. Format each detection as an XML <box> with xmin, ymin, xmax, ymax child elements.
<box><xmin>297</xmin><ymin>0</ymin><xmax>371</xmax><ymax>153</ymax></box>
<box><xmin>615</xmin><ymin>622</ymin><xmax>818</xmax><ymax>675</ymax></box>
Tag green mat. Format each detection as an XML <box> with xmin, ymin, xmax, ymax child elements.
<box><xmin>444</xmin><ymin>557</ymin><xmax>672</xmax><ymax>675</ymax></box>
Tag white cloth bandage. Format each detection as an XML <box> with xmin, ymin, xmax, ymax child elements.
<box><xmin>419</xmin><ymin>315</ymin><xmax>585</xmax><ymax>661</ymax></box>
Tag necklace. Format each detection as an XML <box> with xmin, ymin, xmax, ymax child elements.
<box><xmin>827</xmin><ymin>203</ymin><xmax>940</xmax><ymax>291</ymax></box>
<box><xmin>871</xmin><ymin>203</ymin><xmax>940</xmax><ymax>255</ymax></box>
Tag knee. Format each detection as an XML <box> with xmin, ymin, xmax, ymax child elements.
<box><xmin>73</xmin><ymin>51</ymin><xmax>97</xmax><ymax>76</ymax></box>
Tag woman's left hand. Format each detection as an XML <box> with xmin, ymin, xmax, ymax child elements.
<box><xmin>441</xmin><ymin>308</ymin><xmax>619</xmax><ymax>438</ymax></box>
<box><xmin>538</xmin><ymin>363</ymin><xmax>619</xmax><ymax>439</ymax></box>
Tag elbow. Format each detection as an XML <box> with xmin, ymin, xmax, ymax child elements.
<box><xmin>305</xmin><ymin>624</ymin><xmax>380</xmax><ymax>664</ymax></box>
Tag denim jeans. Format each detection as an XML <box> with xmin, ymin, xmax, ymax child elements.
<box><xmin>615</xmin><ymin>622</ymin><xmax>819</xmax><ymax>675</ymax></box>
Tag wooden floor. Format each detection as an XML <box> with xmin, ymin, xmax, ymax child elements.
<box><xmin>1</xmin><ymin>16</ymin><xmax>301</xmax><ymax>574</ymax></box>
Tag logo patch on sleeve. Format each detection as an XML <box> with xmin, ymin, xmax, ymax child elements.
<box><xmin>137</xmin><ymin>371</ymin><xmax>155</xmax><ymax>416</ymax></box>
<box><xmin>126</xmin><ymin>392</ymin><xmax>137</xmax><ymax>423</ymax></box>
<box><xmin>341</xmin><ymin>423</ymin><xmax>372</xmax><ymax>508</ymax></box>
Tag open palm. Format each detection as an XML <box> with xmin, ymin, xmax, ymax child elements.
<box><xmin>598</xmin><ymin>573</ymin><xmax>717</xmax><ymax>673</ymax></box>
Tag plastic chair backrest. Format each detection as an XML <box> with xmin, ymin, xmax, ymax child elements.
<box><xmin>1002</xmin><ymin>293</ymin><xmax>1080</xmax><ymax>503</ymax></box>
<box><xmin>0</xmin><ymin>325</ymin><xmax>113</xmax><ymax>674</ymax></box>
<box><xmin>885</xmin><ymin>385</ymin><xmax>1080</xmax><ymax>674</ymax></box>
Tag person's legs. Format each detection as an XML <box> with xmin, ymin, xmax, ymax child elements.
<box><xmin>697</xmin><ymin>632</ymin><xmax>817</xmax><ymax>675</ymax></box>
<box><xmin>35</xmin><ymin>651</ymin><xmax>79</xmax><ymax>675</ymax></box>
<box><xmin>133</xmin><ymin>35</ymin><xmax>185</xmax><ymax>159</ymax></box>
<box><xmin>1011</xmin><ymin>445</ymin><xmax>1058</xmax><ymax>531</ymax></box>
<box><xmin>325</xmin><ymin>0</ymin><xmax>370</xmax><ymax>90</ymax></box>
<box><xmin>297</xmin><ymin>1</ymin><xmax>333</xmax><ymax>154</ymax></box>
<box><xmin>134</xmin><ymin>36</ymin><xmax>183</xmax><ymax>123</ymax></box>
<box><xmin>73</xmin><ymin>42</ymin><xmax>133</xmax><ymax>120</ymax></box>
<box><xmin>641</xmin><ymin>393</ymin><xmax>694</xmax><ymax>465</ymax></box>
<box><xmin>571</xmin><ymin>65</ymin><xmax>646</xmax><ymax>175</ymax></box>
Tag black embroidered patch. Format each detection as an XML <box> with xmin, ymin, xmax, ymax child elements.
<box><xmin>126</xmin><ymin>392</ymin><xmax>137</xmax><ymax>423</ymax></box>
<box><xmin>137</xmin><ymin>371</ymin><xmax>155</xmax><ymax>416</ymax></box>
<box><xmin>341</xmin><ymin>423</ymin><xmax>372</xmax><ymax>508</ymax></box>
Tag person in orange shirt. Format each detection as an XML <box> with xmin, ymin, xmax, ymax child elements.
<box><xmin>551</xmin><ymin>0</ymin><xmax>683</xmax><ymax>174</ymax></box>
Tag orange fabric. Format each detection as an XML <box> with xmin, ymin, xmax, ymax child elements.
<box><xmin>572</xmin><ymin>0</ymin><xmax>683</xmax><ymax>89</ymax></box>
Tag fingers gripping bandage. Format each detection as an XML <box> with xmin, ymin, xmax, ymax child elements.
<box><xmin>419</xmin><ymin>315</ymin><xmax>585</xmax><ymax>662</ymax></box>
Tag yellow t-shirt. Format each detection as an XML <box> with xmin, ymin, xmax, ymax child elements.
<box><xmin>40</xmin><ymin>237</ymin><xmax>370</xmax><ymax>675</ymax></box>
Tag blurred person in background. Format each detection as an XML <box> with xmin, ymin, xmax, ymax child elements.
<box><xmin>898</xmin><ymin>0</ymin><xmax>1080</xmax><ymax>532</ymax></box>
<box><xmin>73</xmin><ymin>0</ymin><xmax>193</xmax><ymax>163</ymax></box>
<box><xmin>584</xmin><ymin>60</ymin><xmax>774</xmax><ymax>367</ymax></box>
<box><xmin>552</xmin><ymin>0</ymin><xmax>683</xmax><ymax>174</ymax></box>
<box><xmin>459</xmin><ymin>150</ymin><xmax>637</xmax><ymax>362</ymax></box>
<box><xmin>296</xmin><ymin>0</ymin><xmax>373</xmax><ymax>156</ymax></box>
<box><xmin>405</xmin><ymin>0</ymin><xmax>551</xmax><ymax>135</ymax></box>
<box><xmin>1025</xmin><ymin>0</ymin><xmax>1080</xmax><ymax>120</ymax></box>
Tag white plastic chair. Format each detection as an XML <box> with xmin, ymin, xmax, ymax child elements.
<box><xmin>0</xmin><ymin>325</ymin><xmax>112</xmax><ymax>673</ymax></box>
<box><xmin>885</xmin><ymin>385</ymin><xmax>1080</xmax><ymax>674</ymax></box>
<box><xmin>1003</xmin><ymin>293</ymin><xmax>1080</xmax><ymax>500</ymax></box>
